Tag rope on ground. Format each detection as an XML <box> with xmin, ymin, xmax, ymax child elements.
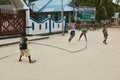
<box><xmin>31</xmin><ymin>42</ymin><xmax>87</xmax><ymax>53</ymax></box>
<box><xmin>71</xmin><ymin>42</ymin><xmax>87</xmax><ymax>53</ymax></box>
<box><xmin>0</xmin><ymin>53</ymin><xmax>17</xmax><ymax>60</ymax></box>
<box><xmin>0</xmin><ymin>42</ymin><xmax>87</xmax><ymax>60</ymax></box>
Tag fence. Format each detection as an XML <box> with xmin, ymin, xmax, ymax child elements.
<box><xmin>26</xmin><ymin>15</ymin><xmax>67</xmax><ymax>35</ymax></box>
<box><xmin>0</xmin><ymin>8</ymin><xmax>26</xmax><ymax>36</ymax></box>
<box><xmin>0</xmin><ymin>8</ymin><xmax>67</xmax><ymax>36</ymax></box>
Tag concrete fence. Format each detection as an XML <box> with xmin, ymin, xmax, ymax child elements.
<box><xmin>26</xmin><ymin>15</ymin><xmax>67</xmax><ymax>35</ymax></box>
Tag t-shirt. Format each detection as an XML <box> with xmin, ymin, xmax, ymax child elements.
<box><xmin>103</xmin><ymin>28</ymin><xmax>108</xmax><ymax>36</ymax></box>
<box><xmin>81</xmin><ymin>27</ymin><xmax>88</xmax><ymax>33</ymax></box>
<box><xmin>71</xmin><ymin>23</ymin><xmax>76</xmax><ymax>31</ymax></box>
<box><xmin>20</xmin><ymin>41</ymin><xmax>27</xmax><ymax>50</ymax></box>
<box><xmin>19</xmin><ymin>37</ymin><xmax>29</xmax><ymax>50</ymax></box>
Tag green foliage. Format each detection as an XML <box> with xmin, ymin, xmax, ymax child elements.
<box><xmin>29</xmin><ymin>0</ymin><xmax>36</xmax><ymax>2</ymax></box>
<box><xmin>0</xmin><ymin>0</ymin><xmax>119</xmax><ymax>22</ymax></box>
<box><xmin>76</xmin><ymin>0</ymin><xmax>117</xmax><ymax>21</ymax></box>
<box><xmin>0</xmin><ymin>0</ymin><xmax>11</xmax><ymax>5</ymax></box>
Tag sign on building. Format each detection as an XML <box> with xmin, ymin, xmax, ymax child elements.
<box><xmin>76</xmin><ymin>7</ymin><xmax>96</xmax><ymax>21</ymax></box>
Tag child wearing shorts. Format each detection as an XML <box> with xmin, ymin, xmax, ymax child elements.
<box><xmin>79</xmin><ymin>25</ymin><xmax>88</xmax><ymax>41</ymax></box>
<box><xmin>68</xmin><ymin>20</ymin><xmax>76</xmax><ymax>42</ymax></box>
<box><xmin>19</xmin><ymin>32</ymin><xmax>36</xmax><ymax>63</ymax></box>
<box><xmin>102</xmin><ymin>25</ymin><xmax>108</xmax><ymax>45</ymax></box>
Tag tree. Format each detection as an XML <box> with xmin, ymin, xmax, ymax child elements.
<box><xmin>0</xmin><ymin>0</ymin><xmax>10</xmax><ymax>4</ymax></box>
<box><xmin>76</xmin><ymin>0</ymin><xmax>116</xmax><ymax>22</ymax></box>
<box><xmin>29</xmin><ymin>0</ymin><xmax>36</xmax><ymax>2</ymax></box>
<box><xmin>96</xmin><ymin>0</ymin><xmax>115</xmax><ymax>21</ymax></box>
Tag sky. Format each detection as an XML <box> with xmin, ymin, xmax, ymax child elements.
<box><xmin>113</xmin><ymin>0</ymin><xmax>116</xmax><ymax>3</ymax></box>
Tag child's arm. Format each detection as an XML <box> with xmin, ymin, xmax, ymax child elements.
<box><xmin>27</xmin><ymin>41</ymin><xmax>30</xmax><ymax>45</ymax></box>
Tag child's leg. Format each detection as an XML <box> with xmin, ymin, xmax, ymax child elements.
<box><xmin>79</xmin><ymin>33</ymin><xmax>83</xmax><ymax>40</ymax></box>
<box><xmin>84</xmin><ymin>33</ymin><xmax>87</xmax><ymax>41</ymax></box>
<box><xmin>19</xmin><ymin>55</ymin><xmax>22</xmax><ymax>61</ymax></box>
<box><xmin>103</xmin><ymin>35</ymin><xmax>107</xmax><ymax>44</ymax></box>
<box><xmin>68</xmin><ymin>36</ymin><xmax>73</xmax><ymax>42</ymax></box>
<box><xmin>23</xmin><ymin>49</ymin><xmax>36</xmax><ymax>63</ymax></box>
<box><xmin>69</xmin><ymin>31</ymin><xmax>75</xmax><ymax>42</ymax></box>
<box><xmin>19</xmin><ymin>51</ymin><xmax>23</xmax><ymax>61</ymax></box>
<box><xmin>103</xmin><ymin>36</ymin><xmax>108</xmax><ymax>44</ymax></box>
<box><xmin>28</xmin><ymin>56</ymin><xmax>36</xmax><ymax>63</ymax></box>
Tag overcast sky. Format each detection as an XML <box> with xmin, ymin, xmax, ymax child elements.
<box><xmin>113</xmin><ymin>0</ymin><xmax>115</xmax><ymax>3</ymax></box>
<box><xmin>113</xmin><ymin>0</ymin><xmax>120</xmax><ymax>4</ymax></box>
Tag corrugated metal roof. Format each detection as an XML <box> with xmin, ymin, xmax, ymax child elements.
<box><xmin>30</xmin><ymin>0</ymin><xmax>73</xmax><ymax>12</ymax></box>
<box><xmin>10</xmin><ymin>0</ymin><xmax>29</xmax><ymax>10</ymax></box>
<box><xmin>29</xmin><ymin>0</ymin><xmax>52</xmax><ymax>12</ymax></box>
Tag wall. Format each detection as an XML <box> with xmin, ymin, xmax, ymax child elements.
<box><xmin>26</xmin><ymin>15</ymin><xmax>66</xmax><ymax>35</ymax></box>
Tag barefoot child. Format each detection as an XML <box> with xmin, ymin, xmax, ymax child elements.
<box><xmin>68</xmin><ymin>20</ymin><xmax>76</xmax><ymax>42</ymax></box>
<box><xmin>19</xmin><ymin>32</ymin><xmax>36</xmax><ymax>63</ymax></box>
<box><xmin>102</xmin><ymin>25</ymin><xmax>108</xmax><ymax>45</ymax></box>
<box><xmin>79</xmin><ymin>25</ymin><xmax>88</xmax><ymax>41</ymax></box>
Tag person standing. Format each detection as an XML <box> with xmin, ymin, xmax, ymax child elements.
<box><xmin>68</xmin><ymin>20</ymin><xmax>76</xmax><ymax>42</ymax></box>
<box><xmin>19</xmin><ymin>32</ymin><xmax>36</xmax><ymax>63</ymax></box>
<box><xmin>102</xmin><ymin>25</ymin><xmax>108</xmax><ymax>45</ymax></box>
<box><xmin>79</xmin><ymin>25</ymin><xmax>88</xmax><ymax>42</ymax></box>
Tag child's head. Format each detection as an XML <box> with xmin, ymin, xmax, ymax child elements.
<box><xmin>21</xmin><ymin>32</ymin><xmax>26</xmax><ymax>37</ymax></box>
<box><xmin>72</xmin><ymin>20</ymin><xmax>75</xmax><ymax>23</ymax></box>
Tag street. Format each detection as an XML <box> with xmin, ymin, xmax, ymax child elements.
<box><xmin>0</xmin><ymin>28</ymin><xmax>120</xmax><ymax>80</ymax></box>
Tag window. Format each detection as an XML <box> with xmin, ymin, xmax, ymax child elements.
<box><xmin>45</xmin><ymin>23</ymin><xmax>47</xmax><ymax>29</ymax></box>
<box><xmin>58</xmin><ymin>24</ymin><xmax>59</xmax><ymax>28</ymax></box>
<box><xmin>39</xmin><ymin>24</ymin><xmax>41</xmax><ymax>30</ymax></box>
<box><xmin>53</xmin><ymin>23</ymin><xmax>54</xmax><ymax>28</ymax></box>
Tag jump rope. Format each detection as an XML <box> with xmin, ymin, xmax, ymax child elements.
<box><xmin>31</xmin><ymin>41</ymin><xmax>87</xmax><ymax>53</ymax></box>
<box><xmin>0</xmin><ymin>41</ymin><xmax>87</xmax><ymax>60</ymax></box>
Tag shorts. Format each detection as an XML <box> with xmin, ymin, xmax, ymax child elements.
<box><xmin>70</xmin><ymin>31</ymin><xmax>75</xmax><ymax>37</ymax></box>
<box><xmin>20</xmin><ymin>49</ymin><xmax>30</xmax><ymax>57</ymax></box>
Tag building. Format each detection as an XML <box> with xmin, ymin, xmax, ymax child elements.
<box><xmin>29</xmin><ymin>0</ymin><xmax>74</xmax><ymax>26</ymax></box>
<box><xmin>0</xmin><ymin>0</ymin><xmax>74</xmax><ymax>36</ymax></box>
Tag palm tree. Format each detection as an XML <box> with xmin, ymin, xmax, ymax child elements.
<box><xmin>77</xmin><ymin>0</ymin><xmax>116</xmax><ymax>22</ymax></box>
<box><xmin>0</xmin><ymin>0</ymin><xmax>10</xmax><ymax>4</ymax></box>
<box><xmin>29</xmin><ymin>0</ymin><xmax>36</xmax><ymax>2</ymax></box>
<box><xmin>97</xmin><ymin>0</ymin><xmax>115</xmax><ymax>21</ymax></box>
<box><xmin>96</xmin><ymin>0</ymin><xmax>107</xmax><ymax>21</ymax></box>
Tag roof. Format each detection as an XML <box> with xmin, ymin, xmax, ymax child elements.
<box><xmin>0</xmin><ymin>5</ymin><xmax>15</xmax><ymax>10</ymax></box>
<box><xmin>29</xmin><ymin>0</ymin><xmax>51</xmax><ymax>12</ymax></box>
<box><xmin>10</xmin><ymin>0</ymin><xmax>29</xmax><ymax>10</ymax></box>
<box><xmin>29</xmin><ymin>0</ymin><xmax>73</xmax><ymax>12</ymax></box>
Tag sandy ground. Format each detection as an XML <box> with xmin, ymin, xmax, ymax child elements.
<box><xmin>0</xmin><ymin>28</ymin><xmax>120</xmax><ymax>80</ymax></box>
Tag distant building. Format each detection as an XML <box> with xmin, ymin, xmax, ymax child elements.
<box><xmin>111</xmin><ymin>12</ymin><xmax>119</xmax><ymax>26</ymax></box>
<box><xmin>0</xmin><ymin>5</ymin><xmax>15</xmax><ymax>10</ymax></box>
<box><xmin>29</xmin><ymin>0</ymin><xmax>74</xmax><ymax>26</ymax></box>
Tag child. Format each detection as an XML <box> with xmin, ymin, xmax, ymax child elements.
<box><xmin>68</xmin><ymin>20</ymin><xmax>76</xmax><ymax>42</ymax></box>
<box><xmin>102</xmin><ymin>25</ymin><xmax>108</xmax><ymax>45</ymax></box>
<box><xmin>79</xmin><ymin>25</ymin><xmax>88</xmax><ymax>41</ymax></box>
<box><xmin>19</xmin><ymin>32</ymin><xmax>36</xmax><ymax>63</ymax></box>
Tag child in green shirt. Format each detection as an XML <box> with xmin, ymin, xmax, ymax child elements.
<box><xmin>79</xmin><ymin>26</ymin><xmax>88</xmax><ymax>41</ymax></box>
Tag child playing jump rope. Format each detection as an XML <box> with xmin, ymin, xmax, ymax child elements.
<box><xmin>19</xmin><ymin>32</ymin><xmax>36</xmax><ymax>63</ymax></box>
<box><xmin>79</xmin><ymin>25</ymin><xmax>88</xmax><ymax>42</ymax></box>
<box><xmin>68</xmin><ymin>20</ymin><xmax>76</xmax><ymax>42</ymax></box>
<box><xmin>102</xmin><ymin>24</ymin><xmax>108</xmax><ymax>45</ymax></box>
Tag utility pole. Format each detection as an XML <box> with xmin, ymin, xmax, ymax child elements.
<box><xmin>61</xmin><ymin>0</ymin><xmax>64</xmax><ymax>36</ymax></box>
<box><xmin>73</xmin><ymin>0</ymin><xmax>76</xmax><ymax>21</ymax></box>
